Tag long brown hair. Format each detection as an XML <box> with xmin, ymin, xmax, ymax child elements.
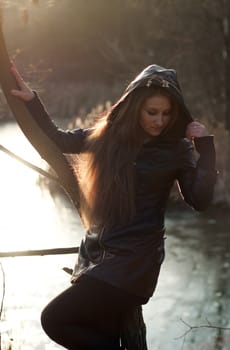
<box><xmin>76</xmin><ymin>86</ymin><xmax>178</xmax><ymax>231</ymax></box>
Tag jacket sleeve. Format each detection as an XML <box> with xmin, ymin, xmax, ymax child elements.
<box><xmin>25</xmin><ymin>92</ymin><xmax>86</xmax><ymax>154</ymax></box>
<box><xmin>176</xmin><ymin>136</ymin><xmax>217</xmax><ymax>211</ymax></box>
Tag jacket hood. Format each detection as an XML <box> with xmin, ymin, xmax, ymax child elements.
<box><xmin>111</xmin><ymin>64</ymin><xmax>193</xmax><ymax>139</ymax></box>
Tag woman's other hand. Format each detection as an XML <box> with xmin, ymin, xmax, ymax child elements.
<box><xmin>10</xmin><ymin>62</ymin><xmax>35</xmax><ymax>101</ymax></box>
<box><xmin>186</xmin><ymin>121</ymin><xmax>209</xmax><ymax>140</ymax></box>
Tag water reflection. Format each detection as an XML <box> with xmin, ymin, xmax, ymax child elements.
<box><xmin>0</xmin><ymin>123</ymin><xmax>229</xmax><ymax>350</ymax></box>
<box><xmin>0</xmin><ymin>122</ymin><xmax>84</xmax><ymax>350</ymax></box>
<box><xmin>0</xmin><ymin>122</ymin><xmax>84</xmax><ymax>251</ymax></box>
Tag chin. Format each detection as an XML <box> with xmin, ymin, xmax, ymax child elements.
<box><xmin>148</xmin><ymin>130</ymin><xmax>162</xmax><ymax>136</ymax></box>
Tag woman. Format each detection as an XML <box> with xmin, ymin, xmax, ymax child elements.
<box><xmin>10</xmin><ymin>63</ymin><xmax>217</xmax><ymax>350</ymax></box>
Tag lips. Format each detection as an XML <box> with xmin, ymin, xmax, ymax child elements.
<box><xmin>150</xmin><ymin>127</ymin><xmax>162</xmax><ymax>132</ymax></box>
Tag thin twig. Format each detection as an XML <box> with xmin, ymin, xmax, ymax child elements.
<box><xmin>0</xmin><ymin>261</ymin><xmax>6</xmax><ymax>349</ymax></box>
<box><xmin>0</xmin><ymin>247</ymin><xmax>79</xmax><ymax>258</ymax></box>
<box><xmin>0</xmin><ymin>262</ymin><xmax>5</xmax><ymax>321</ymax></box>
<box><xmin>176</xmin><ymin>318</ymin><xmax>230</xmax><ymax>340</ymax></box>
<box><xmin>0</xmin><ymin>144</ymin><xmax>59</xmax><ymax>182</ymax></box>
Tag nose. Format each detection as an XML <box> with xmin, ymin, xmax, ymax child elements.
<box><xmin>154</xmin><ymin>114</ymin><xmax>164</xmax><ymax>127</ymax></box>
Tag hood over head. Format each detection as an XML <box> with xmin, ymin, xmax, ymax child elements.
<box><xmin>110</xmin><ymin>64</ymin><xmax>193</xmax><ymax>139</ymax></box>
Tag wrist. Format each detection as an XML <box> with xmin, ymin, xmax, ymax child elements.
<box><xmin>194</xmin><ymin>135</ymin><xmax>216</xmax><ymax>168</ymax></box>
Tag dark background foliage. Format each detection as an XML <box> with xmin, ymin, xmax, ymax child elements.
<box><xmin>2</xmin><ymin>0</ymin><xmax>229</xmax><ymax>124</ymax></box>
<box><xmin>1</xmin><ymin>0</ymin><xmax>230</xmax><ymax>204</ymax></box>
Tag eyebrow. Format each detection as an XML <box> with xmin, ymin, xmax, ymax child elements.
<box><xmin>146</xmin><ymin>107</ymin><xmax>172</xmax><ymax>112</ymax></box>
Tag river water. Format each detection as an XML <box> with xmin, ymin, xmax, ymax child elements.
<box><xmin>0</xmin><ymin>123</ymin><xmax>229</xmax><ymax>350</ymax></box>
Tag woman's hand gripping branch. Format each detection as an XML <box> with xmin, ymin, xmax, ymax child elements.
<box><xmin>10</xmin><ymin>62</ymin><xmax>35</xmax><ymax>102</ymax></box>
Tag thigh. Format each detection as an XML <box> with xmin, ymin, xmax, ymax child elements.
<box><xmin>41</xmin><ymin>274</ymin><xmax>142</xmax><ymax>336</ymax></box>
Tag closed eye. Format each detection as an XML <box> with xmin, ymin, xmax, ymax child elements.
<box><xmin>147</xmin><ymin>110</ymin><xmax>172</xmax><ymax>116</ymax></box>
<box><xmin>148</xmin><ymin>110</ymin><xmax>157</xmax><ymax>116</ymax></box>
<box><xmin>163</xmin><ymin>110</ymin><xmax>172</xmax><ymax>116</ymax></box>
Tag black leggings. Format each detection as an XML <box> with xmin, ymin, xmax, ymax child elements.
<box><xmin>41</xmin><ymin>274</ymin><xmax>145</xmax><ymax>350</ymax></box>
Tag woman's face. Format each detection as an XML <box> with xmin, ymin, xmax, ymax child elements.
<box><xmin>139</xmin><ymin>94</ymin><xmax>172</xmax><ymax>137</ymax></box>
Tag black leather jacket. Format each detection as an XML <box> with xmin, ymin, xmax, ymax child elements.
<box><xmin>24</xmin><ymin>65</ymin><xmax>216</xmax><ymax>298</ymax></box>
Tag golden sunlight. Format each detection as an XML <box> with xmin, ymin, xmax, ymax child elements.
<box><xmin>0</xmin><ymin>124</ymin><xmax>62</xmax><ymax>252</ymax></box>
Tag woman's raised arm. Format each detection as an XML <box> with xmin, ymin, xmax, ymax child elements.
<box><xmin>10</xmin><ymin>62</ymin><xmax>87</xmax><ymax>154</ymax></box>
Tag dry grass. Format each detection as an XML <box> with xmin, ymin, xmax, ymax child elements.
<box><xmin>34</xmin><ymin>81</ymin><xmax>122</xmax><ymax>124</ymax></box>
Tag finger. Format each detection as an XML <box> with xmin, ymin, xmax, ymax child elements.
<box><xmin>11</xmin><ymin>66</ymin><xmax>23</xmax><ymax>81</ymax></box>
<box><xmin>11</xmin><ymin>88</ymin><xmax>35</xmax><ymax>101</ymax></box>
<box><xmin>189</xmin><ymin>125</ymin><xmax>203</xmax><ymax>131</ymax></box>
<box><xmin>10</xmin><ymin>66</ymin><xmax>25</xmax><ymax>87</ymax></box>
<box><xmin>11</xmin><ymin>89</ymin><xmax>23</xmax><ymax>97</ymax></box>
<box><xmin>189</xmin><ymin>122</ymin><xmax>201</xmax><ymax>127</ymax></box>
<box><xmin>10</xmin><ymin>60</ymin><xmax>16</xmax><ymax>67</ymax></box>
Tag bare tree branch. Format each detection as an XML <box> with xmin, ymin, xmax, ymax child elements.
<box><xmin>176</xmin><ymin>318</ymin><xmax>230</xmax><ymax>340</ymax></box>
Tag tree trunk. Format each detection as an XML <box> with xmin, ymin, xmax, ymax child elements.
<box><xmin>223</xmin><ymin>0</ymin><xmax>230</xmax><ymax>130</ymax></box>
<box><xmin>223</xmin><ymin>0</ymin><xmax>230</xmax><ymax>199</ymax></box>
<box><xmin>0</xmin><ymin>20</ymin><xmax>81</xmax><ymax>212</ymax></box>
